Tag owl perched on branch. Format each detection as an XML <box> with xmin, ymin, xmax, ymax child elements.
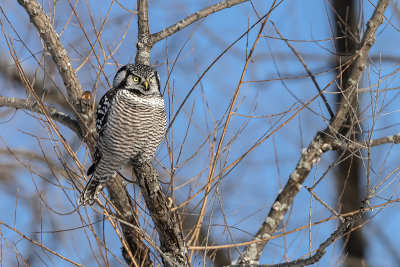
<box><xmin>79</xmin><ymin>64</ymin><xmax>167</xmax><ymax>206</ymax></box>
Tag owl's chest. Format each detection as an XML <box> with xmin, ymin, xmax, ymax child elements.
<box><xmin>107</xmin><ymin>92</ymin><xmax>165</xmax><ymax>136</ymax></box>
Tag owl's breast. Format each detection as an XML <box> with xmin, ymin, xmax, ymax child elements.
<box><xmin>102</xmin><ymin>90</ymin><xmax>166</xmax><ymax>161</ymax></box>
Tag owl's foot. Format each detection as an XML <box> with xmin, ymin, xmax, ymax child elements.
<box><xmin>79</xmin><ymin>179</ymin><xmax>105</xmax><ymax>206</ymax></box>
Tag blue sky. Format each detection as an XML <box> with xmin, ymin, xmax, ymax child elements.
<box><xmin>1</xmin><ymin>0</ymin><xmax>400</xmax><ymax>266</ymax></box>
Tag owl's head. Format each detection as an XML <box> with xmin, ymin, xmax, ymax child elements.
<box><xmin>113</xmin><ymin>63</ymin><xmax>161</xmax><ymax>96</ymax></box>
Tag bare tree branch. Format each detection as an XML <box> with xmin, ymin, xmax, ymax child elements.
<box><xmin>17</xmin><ymin>0</ymin><xmax>83</xmax><ymax>109</ymax></box>
<box><xmin>106</xmin><ymin>176</ymin><xmax>154</xmax><ymax>267</ymax></box>
<box><xmin>135</xmin><ymin>0</ymin><xmax>250</xmax><ymax>64</ymax></box>
<box><xmin>237</xmin><ymin>0</ymin><xmax>391</xmax><ymax>264</ymax></box>
<box><xmin>135</xmin><ymin>0</ymin><xmax>152</xmax><ymax>65</ymax></box>
<box><xmin>151</xmin><ymin>0</ymin><xmax>249</xmax><ymax>44</ymax></box>
<box><xmin>365</xmin><ymin>133</ymin><xmax>400</xmax><ymax>146</ymax></box>
<box><xmin>0</xmin><ymin>57</ymin><xmax>71</xmax><ymax>111</ymax></box>
<box><xmin>15</xmin><ymin>1</ymin><xmax>186</xmax><ymax>265</ymax></box>
<box><xmin>2</xmin><ymin>0</ymin><xmax>398</xmax><ymax>266</ymax></box>
<box><xmin>231</xmin><ymin>206</ymin><xmax>365</xmax><ymax>267</ymax></box>
<box><xmin>331</xmin><ymin>132</ymin><xmax>400</xmax><ymax>150</ymax></box>
<box><xmin>0</xmin><ymin>219</ymin><xmax>83</xmax><ymax>266</ymax></box>
<box><xmin>0</xmin><ymin>96</ymin><xmax>80</xmax><ymax>135</ymax></box>
<box><xmin>331</xmin><ymin>1</ymin><xmax>365</xmax><ymax>264</ymax></box>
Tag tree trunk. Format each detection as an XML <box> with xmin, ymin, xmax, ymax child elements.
<box><xmin>332</xmin><ymin>1</ymin><xmax>366</xmax><ymax>266</ymax></box>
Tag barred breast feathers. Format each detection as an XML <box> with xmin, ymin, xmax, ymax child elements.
<box><xmin>120</xmin><ymin>89</ymin><xmax>165</xmax><ymax>107</ymax></box>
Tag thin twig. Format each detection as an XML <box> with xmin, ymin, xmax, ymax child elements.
<box><xmin>0</xmin><ymin>219</ymin><xmax>83</xmax><ymax>266</ymax></box>
<box><xmin>271</xmin><ymin>21</ymin><xmax>334</xmax><ymax>117</ymax></box>
<box><xmin>166</xmin><ymin>3</ymin><xmax>284</xmax><ymax>134</ymax></box>
<box><xmin>266</xmin><ymin>209</ymin><xmax>365</xmax><ymax>267</ymax></box>
<box><xmin>96</xmin><ymin>209</ymin><xmax>173</xmax><ymax>266</ymax></box>
<box><xmin>188</xmin><ymin>0</ymin><xmax>278</xmax><ymax>250</ymax></box>
<box><xmin>151</xmin><ymin>0</ymin><xmax>250</xmax><ymax>44</ymax></box>
<box><xmin>0</xmin><ymin>57</ymin><xmax>72</xmax><ymax>111</ymax></box>
<box><xmin>304</xmin><ymin>186</ymin><xmax>344</xmax><ymax>223</ymax></box>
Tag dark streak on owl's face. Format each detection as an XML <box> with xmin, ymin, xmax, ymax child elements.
<box><xmin>112</xmin><ymin>64</ymin><xmax>161</xmax><ymax>96</ymax></box>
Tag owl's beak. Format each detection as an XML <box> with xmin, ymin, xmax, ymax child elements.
<box><xmin>143</xmin><ymin>81</ymin><xmax>149</xmax><ymax>90</ymax></box>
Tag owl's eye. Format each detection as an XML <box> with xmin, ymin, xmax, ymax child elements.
<box><xmin>149</xmin><ymin>77</ymin><xmax>153</xmax><ymax>83</ymax></box>
<box><xmin>133</xmin><ymin>76</ymin><xmax>139</xmax><ymax>83</ymax></box>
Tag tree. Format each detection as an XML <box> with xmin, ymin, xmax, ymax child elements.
<box><xmin>0</xmin><ymin>0</ymin><xmax>398</xmax><ymax>266</ymax></box>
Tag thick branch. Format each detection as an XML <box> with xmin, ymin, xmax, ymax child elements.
<box><xmin>17</xmin><ymin>0</ymin><xmax>83</xmax><ymax>110</ymax></box>
<box><xmin>135</xmin><ymin>0</ymin><xmax>152</xmax><ymax>65</ymax></box>
<box><xmin>16</xmin><ymin>0</ymin><xmax>95</xmax><ymax>143</ymax></box>
<box><xmin>0</xmin><ymin>96</ymin><xmax>80</xmax><ymax>135</ymax></box>
<box><xmin>237</xmin><ymin>0</ymin><xmax>390</xmax><ymax>264</ymax></box>
<box><xmin>231</xmin><ymin>208</ymin><xmax>365</xmax><ymax>267</ymax></box>
<box><xmin>151</xmin><ymin>0</ymin><xmax>249</xmax><ymax>44</ymax></box>
<box><xmin>134</xmin><ymin>163</ymin><xmax>189</xmax><ymax>267</ymax></box>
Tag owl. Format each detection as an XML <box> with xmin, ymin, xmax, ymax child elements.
<box><xmin>79</xmin><ymin>63</ymin><xmax>167</xmax><ymax>206</ymax></box>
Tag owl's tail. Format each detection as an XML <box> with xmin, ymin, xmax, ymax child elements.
<box><xmin>79</xmin><ymin>177</ymin><xmax>105</xmax><ymax>206</ymax></box>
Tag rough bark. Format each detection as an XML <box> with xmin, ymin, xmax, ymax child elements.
<box><xmin>134</xmin><ymin>163</ymin><xmax>189</xmax><ymax>267</ymax></box>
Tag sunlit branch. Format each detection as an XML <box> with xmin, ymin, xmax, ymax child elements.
<box><xmin>15</xmin><ymin>5</ymin><xmax>147</xmax><ymax>264</ymax></box>
<box><xmin>135</xmin><ymin>0</ymin><xmax>250</xmax><ymax>64</ymax></box>
<box><xmin>134</xmin><ymin>1</ymin><xmax>190</xmax><ymax>265</ymax></box>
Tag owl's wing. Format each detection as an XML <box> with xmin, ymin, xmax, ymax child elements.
<box><xmin>96</xmin><ymin>89</ymin><xmax>117</xmax><ymax>136</ymax></box>
<box><xmin>87</xmin><ymin>89</ymin><xmax>117</xmax><ymax>176</ymax></box>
